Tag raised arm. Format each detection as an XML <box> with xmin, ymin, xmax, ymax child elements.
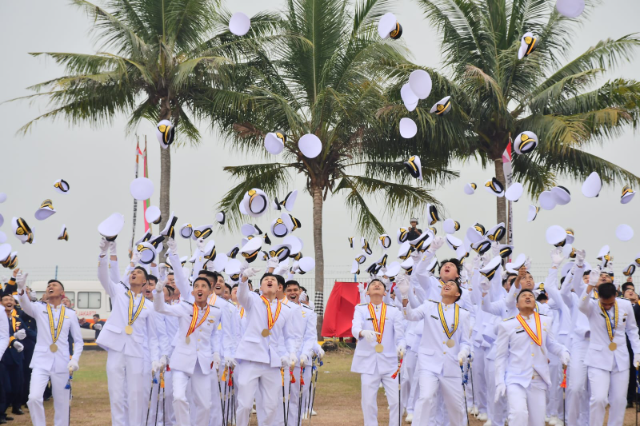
<box><xmin>578</xmin><ymin>268</ymin><xmax>600</xmax><ymax>316</ymax></box>
<box><xmin>98</xmin><ymin>239</ymin><xmax>117</xmax><ymax>299</ymax></box>
<box><xmin>152</xmin><ymin>290</ymin><xmax>183</xmax><ymax>317</ymax></box>
<box><xmin>401</xmin><ymin>300</ymin><xmax>426</xmax><ymax>322</ymax></box>
<box><xmin>392</xmin><ymin>308</ymin><xmax>406</xmax><ymax>350</ymax></box>
<box><xmin>69</xmin><ymin>313</ymin><xmax>84</xmax><ymax>364</ymax></box>
<box><xmin>166</xmin><ymin>240</ymin><xmax>194</xmax><ymax>303</ymax></box>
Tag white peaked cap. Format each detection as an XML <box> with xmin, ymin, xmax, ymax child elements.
<box><xmin>298</xmin><ymin>134</ymin><xmax>322</xmax><ymax>158</ymax></box>
<box><xmin>225</xmin><ymin>259</ymin><xmax>242</xmax><ymax>276</ymax></box>
<box><xmin>130</xmin><ymin>177</ymin><xmax>154</xmax><ymax>201</ymax></box>
<box><xmin>297</xmin><ymin>257</ymin><xmax>315</xmax><ymax>274</ymax></box>
<box><xmin>145</xmin><ymin>206</ymin><xmax>161</xmax><ymax>224</ymax></box>
<box><xmin>527</xmin><ymin>205</ymin><xmax>539</xmax><ymax>222</ymax></box>
<box><xmin>408</xmin><ymin>70</ymin><xmax>432</xmax><ymax>100</ymax></box>
<box><xmin>464</xmin><ymin>183</ymin><xmax>477</xmax><ymax>195</ymax></box>
<box><xmin>506</xmin><ymin>253</ymin><xmax>527</xmax><ymax>272</ymax></box>
<box><xmin>377</xmin><ymin>12</ymin><xmax>397</xmax><ymax>39</ymax></box>
<box><xmin>53</xmin><ymin>179</ymin><xmax>70</xmax><ymax>194</ymax></box>
<box><xmin>551</xmin><ymin>186</ymin><xmax>571</xmax><ymax>205</ymax></box>
<box><xmin>582</xmin><ymin>172</ymin><xmax>602</xmax><ymax>198</ymax></box>
<box><xmin>283</xmin><ymin>235</ymin><xmax>303</xmax><ymax>257</ymax></box>
<box><xmin>545</xmin><ymin>225</ymin><xmax>566</xmax><ymax>246</ymax></box>
<box><xmin>466</xmin><ymin>226</ymin><xmax>483</xmax><ymax>245</ymax></box>
<box><xmin>616</xmin><ymin>224</ymin><xmax>634</xmax><ymax>242</ymax></box>
<box><xmin>0</xmin><ymin>244</ymin><xmax>11</xmax><ymax>263</ymax></box>
<box><xmin>0</xmin><ymin>193</ymin><xmax>6</xmax><ymax>203</ymax></box>
<box><xmin>0</xmin><ymin>231</ymin><xmax>6</xmax><ymax>244</ymax></box>
<box><xmin>385</xmin><ymin>261</ymin><xmax>401</xmax><ymax>278</ymax></box>
<box><xmin>229</xmin><ymin>12</ymin><xmax>251</xmax><ymax>36</ymax></box>
<box><xmin>399</xmin><ymin>117</ymin><xmax>417</xmax><ymax>139</ymax></box>
<box><xmin>98</xmin><ymin>213</ymin><xmax>125</xmax><ymax>240</ymax></box>
<box><xmin>556</xmin><ymin>0</ymin><xmax>585</xmax><ymax>18</ymax></box>
<box><xmin>34</xmin><ymin>201</ymin><xmax>56</xmax><ymax>221</ymax></box>
<box><xmin>518</xmin><ymin>32</ymin><xmax>535</xmax><ymax>60</ymax></box>
<box><xmin>539</xmin><ymin>191</ymin><xmax>557</xmax><ymax>210</ymax></box>
<box><xmin>505</xmin><ymin>182</ymin><xmax>523</xmax><ymax>202</ymax></box>
<box><xmin>264</xmin><ymin>132</ymin><xmax>284</xmax><ymax>155</ymax></box>
<box><xmin>401</xmin><ymin>84</ymin><xmax>419</xmax><ymax>111</ymax></box>
<box><xmin>443</xmin><ymin>218</ymin><xmax>460</xmax><ymax>235</ymax></box>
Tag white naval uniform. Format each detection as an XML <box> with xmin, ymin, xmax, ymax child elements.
<box><xmin>579</xmin><ymin>288</ymin><xmax>640</xmax><ymax>426</ymax></box>
<box><xmin>351</xmin><ymin>302</ymin><xmax>405</xmax><ymax>426</ymax></box>
<box><xmin>235</xmin><ymin>280</ymin><xmax>296</xmax><ymax>426</ymax></box>
<box><xmin>153</xmin><ymin>294</ymin><xmax>221</xmax><ymax>426</ymax></box>
<box><xmin>403</xmin><ymin>299</ymin><xmax>471</xmax><ymax>426</ymax></box>
<box><xmin>159</xmin><ymin>301</ymin><xmax>179</xmax><ymax>426</ymax></box>
<box><xmin>17</xmin><ymin>291</ymin><xmax>84</xmax><ymax>426</ymax></box>
<box><xmin>495</xmin><ymin>312</ymin><xmax>567</xmax><ymax>426</ymax></box>
<box><xmin>97</xmin><ymin>257</ymin><xmax>160</xmax><ymax>426</ymax></box>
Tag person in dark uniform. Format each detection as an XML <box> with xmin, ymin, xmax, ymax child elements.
<box><xmin>623</xmin><ymin>283</ymin><xmax>640</xmax><ymax>407</ymax></box>
<box><xmin>407</xmin><ymin>218</ymin><xmax>422</xmax><ymax>241</ymax></box>
<box><xmin>1</xmin><ymin>288</ymin><xmax>27</xmax><ymax>422</ymax></box>
<box><xmin>79</xmin><ymin>314</ymin><xmax>105</xmax><ymax>340</ymax></box>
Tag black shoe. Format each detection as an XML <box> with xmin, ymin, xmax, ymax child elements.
<box><xmin>4</xmin><ymin>416</ymin><xmax>12</xmax><ymax>421</ymax></box>
<box><xmin>11</xmin><ymin>408</ymin><xmax>23</xmax><ymax>415</ymax></box>
<box><xmin>43</xmin><ymin>396</ymin><xmax>51</xmax><ymax>402</ymax></box>
<box><xmin>0</xmin><ymin>418</ymin><xmax>7</xmax><ymax>424</ymax></box>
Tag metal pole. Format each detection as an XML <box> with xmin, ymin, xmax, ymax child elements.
<box><xmin>146</xmin><ymin>374</ymin><xmax>157</xmax><ymax>425</ymax></box>
<box><xmin>66</xmin><ymin>368</ymin><xmax>72</xmax><ymax>426</ymax></box>
<box><xmin>281</xmin><ymin>368</ymin><xmax>288</xmax><ymax>426</ymax></box>
<box><xmin>55</xmin><ymin>265</ymin><xmax>58</xmax><ymax>280</ymax></box>
<box><xmin>460</xmin><ymin>364</ymin><xmax>470</xmax><ymax>426</ymax></box>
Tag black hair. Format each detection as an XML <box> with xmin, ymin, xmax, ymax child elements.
<box><xmin>232</xmin><ymin>284</ymin><xmax>239</xmax><ymax>290</ymax></box>
<box><xmin>284</xmin><ymin>280</ymin><xmax>301</xmax><ymax>291</ymax></box>
<box><xmin>165</xmin><ymin>285</ymin><xmax>175</xmax><ymax>296</ymax></box>
<box><xmin>224</xmin><ymin>284</ymin><xmax>232</xmax><ymax>292</ymax></box>
<box><xmin>274</xmin><ymin>274</ymin><xmax>286</xmax><ymax>287</ymax></box>
<box><xmin>193</xmin><ymin>277</ymin><xmax>212</xmax><ymax>289</ymax></box>
<box><xmin>444</xmin><ymin>279</ymin><xmax>463</xmax><ymax>302</ymax></box>
<box><xmin>502</xmin><ymin>273</ymin><xmax>517</xmax><ymax>286</ymax></box>
<box><xmin>147</xmin><ymin>274</ymin><xmax>158</xmax><ymax>284</ymax></box>
<box><xmin>516</xmin><ymin>289</ymin><xmax>535</xmax><ymax>302</ymax></box>
<box><xmin>47</xmin><ymin>279</ymin><xmax>65</xmax><ymax>291</ymax></box>
<box><xmin>93</xmin><ymin>313</ymin><xmax>100</xmax><ymax>319</ymax></box>
<box><xmin>167</xmin><ymin>272</ymin><xmax>174</xmax><ymax>276</ymax></box>
<box><xmin>439</xmin><ymin>259</ymin><xmax>461</xmax><ymax>276</ymax></box>
<box><xmin>134</xmin><ymin>266</ymin><xmax>149</xmax><ymax>280</ymax></box>
<box><xmin>621</xmin><ymin>282</ymin><xmax>634</xmax><ymax>293</ymax></box>
<box><xmin>598</xmin><ymin>282</ymin><xmax>617</xmax><ymax>299</ymax></box>
<box><xmin>368</xmin><ymin>278</ymin><xmax>386</xmax><ymax>290</ymax></box>
<box><xmin>300</xmin><ymin>286</ymin><xmax>307</xmax><ymax>293</ymax></box>
<box><xmin>260</xmin><ymin>273</ymin><xmax>278</xmax><ymax>284</ymax></box>
<box><xmin>536</xmin><ymin>292</ymin><xmax>548</xmax><ymax>302</ymax></box>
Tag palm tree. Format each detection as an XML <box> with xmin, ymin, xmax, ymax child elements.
<box><xmin>9</xmin><ymin>0</ymin><xmax>278</xmax><ymax>236</ymax></box>
<box><xmin>210</xmin><ymin>0</ymin><xmax>457</xmax><ymax>337</ymax></box>
<box><xmin>396</xmin><ymin>0</ymin><xmax>640</xmax><ymax>227</ymax></box>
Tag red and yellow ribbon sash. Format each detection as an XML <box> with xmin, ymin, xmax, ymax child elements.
<box><xmin>438</xmin><ymin>303</ymin><xmax>459</xmax><ymax>339</ymax></box>
<box><xmin>368</xmin><ymin>303</ymin><xmax>387</xmax><ymax>344</ymax></box>
<box><xmin>186</xmin><ymin>303</ymin><xmax>210</xmax><ymax>339</ymax></box>
<box><xmin>208</xmin><ymin>293</ymin><xmax>217</xmax><ymax>306</ymax></box>
<box><xmin>599</xmin><ymin>301</ymin><xmax>618</xmax><ymax>342</ymax></box>
<box><xmin>260</xmin><ymin>295</ymin><xmax>282</xmax><ymax>330</ymax></box>
<box><xmin>516</xmin><ymin>312</ymin><xmax>542</xmax><ymax>346</ymax></box>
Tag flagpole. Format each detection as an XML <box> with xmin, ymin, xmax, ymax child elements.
<box><xmin>143</xmin><ymin>136</ymin><xmax>151</xmax><ymax>233</ymax></box>
<box><xmin>130</xmin><ymin>136</ymin><xmax>140</xmax><ymax>258</ymax></box>
<box><xmin>502</xmin><ymin>135</ymin><xmax>514</xmax><ymax>260</ymax></box>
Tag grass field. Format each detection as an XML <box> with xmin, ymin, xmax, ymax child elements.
<box><xmin>7</xmin><ymin>348</ymin><xmax>638</xmax><ymax>425</ymax></box>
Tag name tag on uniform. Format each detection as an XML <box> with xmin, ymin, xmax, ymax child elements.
<box><xmin>367</xmin><ymin>318</ymin><xmax>374</xmax><ymax>321</ymax></box>
<box><xmin>208</xmin><ymin>320</ymin><xmax>214</xmax><ymax>323</ymax></box>
<box><xmin>430</xmin><ymin>315</ymin><xmax>438</xmax><ymax>320</ymax></box>
<box><xmin>516</xmin><ymin>330</ymin><xmax>525</xmax><ymax>334</ymax></box>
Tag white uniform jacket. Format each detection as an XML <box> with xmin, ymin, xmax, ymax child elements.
<box><xmin>351</xmin><ymin>303</ymin><xmax>405</xmax><ymax>375</ymax></box>
<box><xmin>403</xmin><ymin>300</ymin><xmax>471</xmax><ymax>377</ymax></box>
<box><xmin>281</xmin><ymin>300</ymin><xmax>317</xmax><ymax>364</ymax></box>
<box><xmin>235</xmin><ymin>281</ymin><xmax>296</xmax><ymax>367</ymax></box>
<box><xmin>96</xmin><ymin>257</ymin><xmax>159</xmax><ymax>361</ymax></box>
<box><xmin>495</xmin><ymin>313</ymin><xmax>566</xmax><ymax>389</ymax></box>
<box><xmin>17</xmin><ymin>291</ymin><xmax>83</xmax><ymax>373</ymax></box>
<box><xmin>153</xmin><ymin>296</ymin><xmax>221</xmax><ymax>375</ymax></box>
<box><xmin>579</xmin><ymin>288</ymin><xmax>640</xmax><ymax>372</ymax></box>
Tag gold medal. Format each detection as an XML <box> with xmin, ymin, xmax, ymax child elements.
<box><xmin>446</xmin><ymin>339</ymin><xmax>455</xmax><ymax>348</ymax></box>
<box><xmin>50</xmin><ymin>343</ymin><xmax>58</xmax><ymax>353</ymax></box>
<box><xmin>186</xmin><ymin>336</ymin><xmax>191</xmax><ymax>344</ymax></box>
<box><xmin>375</xmin><ymin>344</ymin><xmax>384</xmax><ymax>353</ymax></box>
<box><xmin>125</xmin><ymin>325</ymin><xmax>133</xmax><ymax>335</ymax></box>
<box><xmin>261</xmin><ymin>329</ymin><xmax>270</xmax><ymax>337</ymax></box>
<box><xmin>609</xmin><ymin>342</ymin><xmax>617</xmax><ymax>351</ymax></box>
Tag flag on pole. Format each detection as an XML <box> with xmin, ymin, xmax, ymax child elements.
<box><xmin>502</xmin><ymin>138</ymin><xmax>514</xmax><ymax>253</ymax></box>
<box><xmin>143</xmin><ymin>138</ymin><xmax>151</xmax><ymax>233</ymax></box>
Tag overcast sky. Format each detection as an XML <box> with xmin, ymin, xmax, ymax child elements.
<box><xmin>1</xmin><ymin>0</ymin><xmax>639</xmax><ymax>288</ymax></box>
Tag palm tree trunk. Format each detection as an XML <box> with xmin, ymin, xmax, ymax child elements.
<box><xmin>159</xmin><ymin>99</ymin><xmax>171</xmax><ymax>248</ymax></box>
<box><xmin>494</xmin><ymin>158</ymin><xmax>507</xmax><ymax>235</ymax></box>
<box><xmin>312</xmin><ymin>185</ymin><xmax>325</xmax><ymax>339</ymax></box>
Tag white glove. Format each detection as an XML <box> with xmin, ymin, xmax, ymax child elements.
<box><xmin>267</xmin><ymin>256</ymin><xmax>280</xmax><ymax>269</ymax></box>
<box><xmin>160</xmin><ymin>355</ymin><xmax>168</xmax><ymax>370</ymax></box>
<box><xmin>575</xmin><ymin>249</ymin><xmax>586</xmax><ymax>267</ymax></box>
<box><xmin>495</xmin><ymin>383</ymin><xmax>506</xmax><ymax>403</ymax></box>
<box><xmin>68</xmin><ymin>359</ymin><xmax>79</xmax><ymax>372</ymax></box>
<box><xmin>299</xmin><ymin>291</ymin><xmax>309</xmax><ymax>303</ymax></box>
<box><xmin>589</xmin><ymin>267</ymin><xmax>601</xmax><ymax>286</ymax></box>
<box><xmin>99</xmin><ymin>238</ymin><xmax>110</xmax><ymax>256</ymax></box>
<box><xmin>131</xmin><ymin>251</ymin><xmax>142</xmax><ymax>265</ymax></box>
<box><xmin>212</xmin><ymin>352</ymin><xmax>221</xmax><ymax>370</ymax></box>
<box><xmin>397</xmin><ymin>345</ymin><xmax>406</xmax><ymax>359</ymax></box>
<box><xmin>167</xmin><ymin>238</ymin><xmax>178</xmax><ymax>254</ymax></box>
<box><xmin>93</xmin><ymin>323</ymin><xmax>103</xmax><ymax>331</ymax></box>
<box><xmin>524</xmin><ymin>256</ymin><xmax>532</xmax><ymax>271</ymax></box>
<box><xmin>490</xmin><ymin>241</ymin><xmax>500</xmax><ymax>257</ymax></box>
<box><xmin>472</xmin><ymin>255</ymin><xmax>482</xmax><ymax>272</ymax></box>
<box><xmin>13</xmin><ymin>341</ymin><xmax>24</xmax><ymax>353</ymax></box>
<box><xmin>281</xmin><ymin>355</ymin><xmax>290</xmax><ymax>368</ymax></box>
<box><xmin>457</xmin><ymin>346</ymin><xmax>470</xmax><ymax>365</ymax></box>
<box><xmin>15</xmin><ymin>329</ymin><xmax>26</xmax><ymax>340</ymax></box>
<box><xmin>155</xmin><ymin>279</ymin><xmax>165</xmax><ymax>293</ymax></box>
<box><xmin>396</xmin><ymin>277</ymin><xmax>410</xmax><ymax>298</ymax></box>
<box><xmin>196</xmin><ymin>237</ymin><xmax>206</xmax><ymax>252</ymax></box>
<box><xmin>317</xmin><ymin>347</ymin><xmax>325</xmax><ymax>360</ymax></box>
<box><xmin>109</xmin><ymin>240</ymin><xmax>117</xmax><ymax>255</ymax></box>
<box><xmin>428</xmin><ymin>236</ymin><xmax>445</xmax><ymax>254</ymax></box>
<box><xmin>357</xmin><ymin>282</ymin><xmax>365</xmax><ymax>293</ymax></box>
<box><xmin>360</xmin><ymin>330</ymin><xmax>379</xmax><ymax>343</ymax></box>
<box><xmin>151</xmin><ymin>360</ymin><xmax>162</xmax><ymax>375</ymax></box>
<box><xmin>551</xmin><ymin>248</ymin><xmax>564</xmax><ymax>268</ymax></box>
<box><xmin>241</xmin><ymin>267</ymin><xmax>258</xmax><ymax>279</ymax></box>
<box><xmin>410</xmin><ymin>249</ymin><xmax>421</xmax><ymax>262</ymax></box>
<box><xmin>289</xmin><ymin>353</ymin><xmax>297</xmax><ymax>369</ymax></box>
<box><xmin>225</xmin><ymin>357</ymin><xmax>237</xmax><ymax>368</ymax></box>
<box><xmin>560</xmin><ymin>351</ymin><xmax>571</xmax><ymax>366</ymax></box>
<box><xmin>300</xmin><ymin>354</ymin><xmax>309</xmax><ymax>367</ymax></box>
<box><xmin>16</xmin><ymin>273</ymin><xmax>28</xmax><ymax>292</ymax></box>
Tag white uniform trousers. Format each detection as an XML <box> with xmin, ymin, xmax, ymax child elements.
<box><xmin>587</xmin><ymin>367</ymin><xmax>628</xmax><ymax>426</ymax></box>
<box><xmin>143</xmin><ymin>365</ymin><xmax>160</xmax><ymax>426</ymax></box>
<box><xmin>287</xmin><ymin>367</ymin><xmax>310</xmax><ymax>426</ymax></box>
<box><xmin>401</xmin><ymin>350</ymin><xmax>418</xmax><ymax>414</ymax></box>
<box><xmin>470</xmin><ymin>345</ymin><xmax>487</xmax><ymax>415</ymax></box>
<box><xmin>209</xmin><ymin>367</ymin><xmax>224</xmax><ymax>426</ymax></box>
<box><xmin>173</xmin><ymin>363</ymin><xmax>211</xmax><ymax>426</ymax></box>
<box><xmin>27</xmin><ymin>368</ymin><xmax>70</xmax><ymax>426</ymax></box>
<box><xmin>413</xmin><ymin>371</ymin><xmax>465</xmax><ymax>426</ymax></box>
<box><xmin>300</xmin><ymin>365</ymin><xmax>314</xmax><ymax>418</ymax></box>
<box><xmin>360</xmin><ymin>371</ymin><xmax>399</xmax><ymax>426</ymax></box>
<box><xmin>484</xmin><ymin>357</ymin><xmax>507</xmax><ymax>425</ymax></box>
<box><xmin>236</xmin><ymin>360</ymin><xmax>282</xmax><ymax>426</ymax></box>
<box><xmin>106</xmin><ymin>350</ymin><xmax>146</xmax><ymax>426</ymax></box>
<box><xmin>547</xmin><ymin>351</ymin><xmax>562</xmax><ymax>419</ymax></box>
<box><xmin>567</xmin><ymin>338</ymin><xmax>590</xmax><ymax>426</ymax></box>
<box><xmin>506</xmin><ymin>376</ymin><xmax>547</xmax><ymax>426</ymax></box>
<box><xmin>163</xmin><ymin>369</ymin><xmax>176</xmax><ymax>426</ymax></box>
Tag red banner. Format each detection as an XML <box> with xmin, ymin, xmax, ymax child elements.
<box><xmin>321</xmin><ymin>282</ymin><xmax>362</xmax><ymax>338</ymax></box>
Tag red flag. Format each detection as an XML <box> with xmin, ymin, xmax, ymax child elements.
<box><xmin>321</xmin><ymin>282</ymin><xmax>361</xmax><ymax>337</ymax></box>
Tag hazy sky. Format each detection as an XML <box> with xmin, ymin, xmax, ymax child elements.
<box><xmin>1</xmin><ymin>0</ymin><xmax>639</xmax><ymax>289</ymax></box>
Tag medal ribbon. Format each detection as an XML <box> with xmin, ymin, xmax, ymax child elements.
<box><xmin>516</xmin><ymin>312</ymin><xmax>542</xmax><ymax>346</ymax></box>
<box><xmin>599</xmin><ymin>301</ymin><xmax>618</xmax><ymax>342</ymax></box>
<box><xmin>186</xmin><ymin>303</ymin><xmax>210</xmax><ymax>338</ymax></box>
<box><xmin>47</xmin><ymin>304</ymin><xmax>66</xmax><ymax>344</ymax></box>
<box><xmin>368</xmin><ymin>303</ymin><xmax>386</xmax><ymax>344</ymax></box>
<box><xmin>11</xmin><ymin>309</ymin><xmax>18</xmax><ymax>332</ymax></box>
<box><xmin>240</xmin><ymin>307</ymin><xmax>245</xmax><ymax>318</ymax></box>
<box><xmin>208</xmin><ymin>293</ymin><xmax>217</xmax><ymax>307</ymax></box>
<box><xmin>127</xmin><ymin>291</ymin><xmax>145</xmax><ymax>326</ymax></box>
<box><xmin>438</xmin><ymin>303</ymin><xmax>459</xmax><ymax>340</ymax></box>
<box><xmin>260</xmin><ymin>295</ymin><xmax>282</xmax><ymax>330</ymax></box>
